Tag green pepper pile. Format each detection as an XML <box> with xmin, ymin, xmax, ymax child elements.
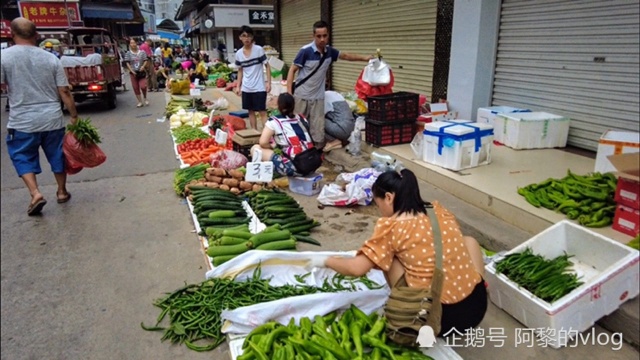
<box><xmin>66</xmin><ymin>117</ymin><xmax>102</xmax><ymax>145</ymax></box>
<box><xmin>141</xmin><ymin>267</ymin><xmax>384</xmax><ymax>352</ymax></box>
<box><xmin>628</xmin><ymin>234</ymin><xmax>640</xmax><ymax>250</ymax></box>
<box><xmin>517</xmin><ymin>170</ymin><xmax>617</xmax><ymax>227</ymax></box>
<box><xmin>171</xmin><ymin>126</ymin><xmax>211</xmax><ymax>144</ymax></box>
<box><xmin>495</xmin><ymin>248</ymin><xmax>583</xmax><ymax>303</ymax></box>
<box><xmin>240</xmin><ymin>305</ymin><xmax>433</xmax><ymax>360</ymax></box>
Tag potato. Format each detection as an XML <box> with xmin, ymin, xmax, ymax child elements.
<box><xmin>222</xmin><ymin>178</ymin><xmax>239</xmax><ymax>188</ymax></box>
<box><xmin>229</xmin><ymin>187</ymin><xmax>241</xmax><ymax>195</ymax></box>
<box><xmin>204</xmin><ymin>182</ymin><xmax>220</xmax><ymax>189</ymax></box>
<box><xmin>239</xmin><ymin>181</ymin><xmax>253</xmax><ymax>191</ymax></box>
<box><xmin>207</xmin><ymin>167</ymin><xmax>227</xmax><ymax>177</ymax></box>
<box><xmin>252</xmin><ymin>184</ymin><xmax>263</xmax><ymax>192</ymax></box>
<box><xmin>227</xmin><ymin>169</ymin><xmax>244</xmax><ymax>180</ymax></box>
<box><xmin>205</xmin><ymin>174</ymin><xmax>223</xmax><ymax>183</ymax></box>
<box><xmin>219</xmin><ymin>184</ymin><xmax>230</xmax><ymax>191</ymax></box>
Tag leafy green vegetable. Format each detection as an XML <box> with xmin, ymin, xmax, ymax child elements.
<box><xmin>66</xmin><ymin>117</ymin><xmax>102</xmax><ymax>145</ymax></box>
<box><xmin>171</xmin><ymin>126</ymin><xmax>210</xmax><ymax>144</ymax></box>
<box><xmin>173</xmin><ymin>164</ymin><xmax>208</xmax><ymax>196</ymax></box>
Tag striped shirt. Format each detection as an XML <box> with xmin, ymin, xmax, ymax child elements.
<box><xmin>235</xmin><ymin>45</ymin><xmax>267</xmax><ymax>93</ymax></box>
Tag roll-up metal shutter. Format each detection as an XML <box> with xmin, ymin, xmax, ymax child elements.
<box><xmin>280</xmin><ymin>0</ymin><xmax>321</xmax><ymax>67</ymax></box>
<box><xmin>331</xmin><ymin>0</ymin><xmax>437</xmax><ymax>95</ymax></box>
<box><xmin>493</xmin><ymin>0</ymin><xmax>640</xmax><ymax>151</ymax></box>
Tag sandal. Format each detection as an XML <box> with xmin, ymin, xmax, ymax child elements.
<box><xmin>136</xmin><ymin>103</ymin><xmax>143</xmax><ymax>108</ymax></box>
<box><xmin>323</xmin><ymin>142</ymin><xmax>343</xmax><ymax>152</ymax></box>
<box><xmin>144</xmin><ymin>100</ymin><xmax>149</xmax><ymax>106</ymax></box>
<box><xmin>57</xmin><ymin>192</ymin><xmax>71</xmax><ymax>204</ymax></box>
<box><xmin>27</xmin><ymin>198</ymin><xmax>47</xmax><ymax>216</ymax></box>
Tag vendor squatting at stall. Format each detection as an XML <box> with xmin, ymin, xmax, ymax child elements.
<box><xmin>305</xmin><ymin>169</ymin><xmax>488</xmax><ymax>336</ymax></box>
<box><xmin>324</xmin><ymin>90</ymin><xmax>355</xmax><ymax>152</ymax></box>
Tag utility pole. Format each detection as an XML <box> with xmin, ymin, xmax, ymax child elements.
<box><xmin>63</xmin><ymin>0</ymin><xmax>71</xmax><ymax>27</ymax></box>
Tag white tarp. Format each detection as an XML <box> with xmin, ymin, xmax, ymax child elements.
<box><xmin>205</xmin><ymin>250</ymin><xmax>390</xmax><ymax>335</ymax></box>
<box><xmin>60</xmin><ymin>53</ymin><xmax>103</xmax><ymax>68</ymax></box>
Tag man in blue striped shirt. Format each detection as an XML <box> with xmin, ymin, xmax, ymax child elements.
<box><xmin>286</xmin><ymin>20</ymin><xmax>372</xmax><ymax>150</ymax></box>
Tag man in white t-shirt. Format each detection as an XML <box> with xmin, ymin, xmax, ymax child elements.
<box><xmin>234</xmin><ymin>25</ymin><xmax>271</xmax><ymax>129</ymax></box>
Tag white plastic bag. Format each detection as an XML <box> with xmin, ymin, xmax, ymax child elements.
<box><xmin>346</xmin><ymin>116</ymin><xmax>366</xmax><ymax>155</ymax></box>
<box><xmin>317</xmin><ymin>168</ymin><xmax>381</xmax><ymax>206</ymax></box>
<box><xmin>205</xmin><ymin>250</ymin><xmax>390</xmax><ymax>334</ymax></box>
<box><xmin>410</xmin><ymin>132</ymin><xmax>424</xmax><ymax>160</ymax></box>
<box><xmin>362</xmin><ymin>59</ymin><xmax>391</xmax><ymax>86</ymax></box>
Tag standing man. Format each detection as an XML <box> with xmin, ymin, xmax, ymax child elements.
<box><xmin>1</xmin><ymin>17</ymin><xmax>78</xmax><ymax>215</ymax></box>
<box><xmin>287</xmin><ymin>20</ymin><xmax>372</xmax><ymax>150</ymax></box>
<box><xmin>234</xmin><ymin>25</ymin><xmax>271</xmax><ymax>130</ymax></box>
<box><xmin>43</xmin><ymin>41</ymin><xmax>60</xmax><ymax>58</ymax></box>
<box><xmin>141</xmin><ymin>39</ymin><xmax>158</xmax><ymax>92</ymax></box>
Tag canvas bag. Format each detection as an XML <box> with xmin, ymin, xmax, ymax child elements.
<box><xmin>384</xmin><ymin>207</ymin><xmax>444</xmax><ymax>346</ymax></box>
<box><xmin>273</xmin><ymin>116</ymin><xmax>323</xmax><ymax>176</ymax></box>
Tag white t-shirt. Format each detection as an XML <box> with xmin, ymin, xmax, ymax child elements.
<box><xmin>154</xmin><ymin>47</ymin><xmax>162</xmax><ymax>57</ymax></box>
<box><xmin>235</xmin><ymin>45</ymin><xmax>267</xmax><ymax>93</ymax></box>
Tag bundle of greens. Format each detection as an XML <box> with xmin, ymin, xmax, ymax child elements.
<box><xmin>66</xmin><ymin>117</ymin><xmax>101</xmax><ymax>145</ymax></box>
<box><xmin>173</xmin><ymin>164</ymin><xmax>208</xmax><ymax>196</ymax></box>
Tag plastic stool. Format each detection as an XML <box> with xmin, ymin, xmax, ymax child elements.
<box><xmin>229</xmin><ymin>110</ymin><xmax>249</xmax><ymax>118</ymax></box>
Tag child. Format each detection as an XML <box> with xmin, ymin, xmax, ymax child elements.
<box><xmin>234</xmin><ymin>25</ymin><xmax>271</xmax><ymax>130</ymax></box>
<box><xmin>305</xmin><ymin>169</ymin><xmax>488</xmax><ymax>336</ymax></box>
<box><xmin>250</xmin><ymin>93</ymin><xmax>315</xmax><ymax>177</ymax></box>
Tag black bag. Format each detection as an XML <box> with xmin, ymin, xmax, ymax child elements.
<box><xmin>135</xmin><ymin>70</ymin><xmax>146</xmax><ymax>80</ymax></box>
<box><xmin>274</xmin><ymin>116</ymin><xmax>323</xmax><ymax>176</ymax></box>
<box><xmin>292</xmin><ymin>52</ymin><xmax>328</xmax><ymax>95</ymax></box>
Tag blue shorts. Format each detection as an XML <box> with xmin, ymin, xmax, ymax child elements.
<box><xmin>271</xmin><ymin>153</ymin><xmax>299</xmax><ymax>177</ymax></box>
<box><xmin>6</xmin><ymin>128</ymin><xmax>66</xmax><ymax>176</ymax></box>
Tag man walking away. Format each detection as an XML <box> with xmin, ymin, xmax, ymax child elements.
<box><xmin>287</xmin><ymin>20</ymin><xmax>372</xmax><ymax>150</ymax></box>
<box><xmin>1</xmin><ymin>17</ymin><xmax>78</xmax><ymax>215</ymax></box>
<box><xmin>234</xmin><ymin>25</ymin><xmax>271</xmax><ymax>130</ymax></box>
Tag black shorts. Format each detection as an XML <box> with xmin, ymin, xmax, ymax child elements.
<box><xmin>241</xmin><ymin>91</ymin><xmax>267</xmax><ymax>111</ymax></box>
<box><xmin>439</xmin><ymin>278</ymin><xmax>488</xmax><ymax>336</ymax></box>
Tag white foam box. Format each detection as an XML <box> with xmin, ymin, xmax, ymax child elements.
<box><xmin>494</xmin><ymin>111</ymin><xmax>570</xmax><ymax>149</ymax></box>
<box><xmin>289</xmin><ymin>173</ymin><xmax>324</xmax><ymax>196</ymax></box>
<box><xmin>477</xmin><ymin>106</ymin><xmax>530</xmax><ymax>144</ymax></box>
<box><xmin>594</xmin><ymin>130</ymin><xmax>640</xmax><ymax>173</ymax></box>
<box><xmin>485</xmin><ymin>220</ymin><xmax>639</xmax><ymax>348</ymax></box>
<box><xmin>423</xmin><ymin>121</ymin><xmax>494</xmax><ymax>171</ymax></box>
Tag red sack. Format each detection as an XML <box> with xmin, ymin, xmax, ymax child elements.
<box><xmin>223</xmin><ymin>115</ymin><xmax>247</xmax><ymax>130</ymax></box>
<box><xmin>355</xmin><ymin>68</ymin><xmax>394</xmax><ymax>100</ymax></box>
<box><xmin>62</xmin><ymin>132</ymin><xmax>107</xmax><ymax>175</ymax></box>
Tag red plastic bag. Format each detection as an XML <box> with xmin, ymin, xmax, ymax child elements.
<box><xmin>355</xmin><ymin>68</ymin><xmax>394</xmax><ymax>100</ymax></box>
<box><xmin>223</xmin><ymin>115</ymin><xmax>247</xmax><ymax>131</ymax></box>
<box><xmin>62</xmin><ymin>132</ymin><xmax>107</xmax><ymax>174</ymax></box>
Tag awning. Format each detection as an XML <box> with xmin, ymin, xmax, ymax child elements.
<box><xmin>157</xmin><ymin>31</ymin><xmax>180</xmax><ymax>40</ymax></box>
<box><xmin>82</xmin><ymin>4</ymin><xmax>134</xmax><ymax>20</ymax></box>
<box><xmin>147</xmin><ymin>34</ymin><xmax>161</xmax><ymax>41</ymax></box>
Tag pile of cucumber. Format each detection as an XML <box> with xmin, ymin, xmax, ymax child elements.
<box><xmin>246</xmin><ymin>190</ymin><xmax>322</xmax><ymax>245</ymax></box>
<box><xmin>206</xmin><ymin>224</ymin><xmax>322</xmax><ymax>266</ymax></box>
<box><xmin>188</xmin><ymin>186</ymin><xmax>249</xmax><ymax>230</ymax></box>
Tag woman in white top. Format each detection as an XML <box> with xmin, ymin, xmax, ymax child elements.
<box><xmin>124</xmin><ymin>39</ymin><xmax>149</xmax><ymax>107</ymax></box>
<box><xmin>251</xmin><ymin>93</ymin><xmax>315</xmax><ymax>177</ymax></box>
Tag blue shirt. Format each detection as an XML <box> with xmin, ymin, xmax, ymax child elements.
<box><xmin>293</xmin><ymin>42</ymin><xmax>339</xmax><ymax>100</ymax></box>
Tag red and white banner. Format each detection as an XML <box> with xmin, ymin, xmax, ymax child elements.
<box><xmin>18</xmin><ymin>1</ymin><xmax>81</xmax><ymax>29</ymax></box>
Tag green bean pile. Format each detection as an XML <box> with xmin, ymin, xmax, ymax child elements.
<box><xmin>171</xmin><ymin>126</ymin><xmax>211</xmax><ymax>144</ymax></box>
<box><xmin>142</xmin><ymin>267</ymin><xmax>384</xmax><ymax>352</ymax></box>
<box><xmin>495</xmin><ymin>248</ymin><xmax>584</xmax><ymax>303</ymax></box>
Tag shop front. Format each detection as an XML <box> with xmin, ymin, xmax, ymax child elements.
<box><xmin>18</xmin><ymin>0</ymin><xmax>82</xmax><ymax>43</ymax></box>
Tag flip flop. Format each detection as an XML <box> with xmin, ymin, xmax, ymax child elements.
<box><xmin>57</xmin><ymin>192</ymin><xmax>72</xmax><ymax>204</ymax></box>
<box><xmin>323</xmin><ymin>143</ymin><xmax>343</xmax><ymax>152</ymax></box>
<box><xmin>27</xmin><ymin>198</ymin><xmax>47</xmax><ymax>216</ymax></box>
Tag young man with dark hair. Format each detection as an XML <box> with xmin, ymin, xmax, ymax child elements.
<box><xmin>286</xmin><ymin>20</ymin><xmax>372</xmax><ymax>150</ymax></box>
<box><xmin>234</xmin><ymin>25</ymin><xmax>271</xmax><ymax>129</ymax></box>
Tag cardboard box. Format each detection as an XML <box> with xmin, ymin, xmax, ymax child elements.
<box><xmin>232</xmin><ymin>129</ymin><xmax>261</xmax><ymax>146</ymax></box>
<box><xmin>477</xmin><ymin>106</ymin><xmax>531</xmax><ymax>144</ymax></box>
<box><xmin>495</xmin><ymin>111</ymin><xmax>570</xmax><ymax>149</ymax></box>
<box><xmin>612</xmin><ymin>204</ymin><xmax>640</xmax><ymax>237</ymax></box>
<box><xmin>485</xmin><ymin>220</ymin><xmax>640</xmax><ymax>348</ymax></box>
<box><xmin>595</xmin><ymin>131</ymin><xmax>640</xmax><ymax>173</ymax></box>
<box><xmin>608</xmin><ymin>152</ymin><xmax>640</xmax><ymax>209</ymax></box>
<box><xmin>423</xmin><ymin>121</ymin><xmax>494</xmax><ymax>171</ymax></box>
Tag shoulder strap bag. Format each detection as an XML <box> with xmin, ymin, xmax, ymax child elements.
<box><xmin>272</xmin><ymin>116</ymin><xmax>323</xmax><ymax>176</ymax></box>
<box><xmin>384</xmin><ymin>207</ymin><xmax>445</xmax><ymax>347</ymax></box>
<box><xmin>292</xmin><ymin>51</ymin><xmax>329</xmax><ymax>95</ymax></box>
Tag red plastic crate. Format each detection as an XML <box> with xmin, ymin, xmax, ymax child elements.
<box><xmin>365</xmin><ymin>118</ymin><xmax>416</xmax><ymax>147</ymax></box>
<box><xmin>367</xmin><ymin>92</ymin><xmax>419</xmax><ymax>122</ymax></box>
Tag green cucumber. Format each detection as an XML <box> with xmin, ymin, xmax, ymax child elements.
<box><xmin>248</xmin><ymin>230</ymin><xmax>292</xmax><ymax>248</ymax></box>
<box><xmin>212</xmin><ymin>254</ymin><xmax>237</xmax><ymax>267</ymax></box>
<box><xmin>282</xmin><ymin>218</ymin><xmax>314</xmax><ymax>229</ymax></box>
<box><xmin>256</xmin><ymin>239</ymin><xmax>297</xmax><ymax>251</ymax></box>
<box><xmin>207</xmin><ymin>242</ymin><xmax>250</xmax><ymax>257</ymax></box>
<box><xmin>285</xmin><ymin>222</ymin><xmax>319</xmax><ymax>234</ymax></box>
<box><xmin>293</xmin><ymin>235</ymin><xmax>322</xmax><ymax>246</ymax></box>
<box><xmin>209</xmin><ymin>210</ymin><xmax>238</xmax><ymax>219</ymax></box>
<box><xmin>219</xmin><ymin>236</ymin><xmax>250</xmax><ymax>245</ymax></box>
<box><xmin>222</xmin><ymin>229</ymin><xmax>253</xmax><ymax>239</ymax></box>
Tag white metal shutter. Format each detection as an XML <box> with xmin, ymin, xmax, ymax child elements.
<box><xmin>331</xmin><ymin>0</ymin><xmax>437</xmax><ymax>95</ymax></box>
<box><xmin>280</xmin><ymin>0</ymin><xmax>321</xmax><ymax>67</ymax></box>
<box><xmin>493</xmin><ymin>0</ymin><xmax>640</xmax><ymax>151</ymax></box>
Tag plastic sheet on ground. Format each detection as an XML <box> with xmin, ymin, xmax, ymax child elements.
<box><xmin>317</xmin><ymin>167</ymin><xmax>381</xmax><ymax>206</ymax></box>
<box><xmin>205</xmin><ymin>250</ymin><xmax>390</xmax><ymax>335</ymax></box>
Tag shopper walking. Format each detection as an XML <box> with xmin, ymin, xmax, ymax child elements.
<box><xmin>234</xmin><ymin>25</ymin><xmax>271</xmax><ymax>130</ymax></box>
<box><xmin>286</xmin><ymin>20</ymin><xmax>372</xmax><ymax>150</ymax></box>
<box><xmin>125</xmin><ymin>39</ymin><xmax>149</xmax><ymax>107</ymax></box>
<box><xmin>141</xmin><ymin>39</ymin><xmax>158</xmax><ymax>92</ymax></box>
<box><xmin>1</xmin><ymin>17</ymin><xmax>78</xmax><ymax>215</ymax></box>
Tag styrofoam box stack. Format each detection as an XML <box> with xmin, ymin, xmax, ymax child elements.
<box><xmin>423</xmin><ymin>121</ymin><xmax>494</xmax><ymax>171</ymax></box>
<box><xmin>594</xmin><ymin>130</ymin><xmax>640</xmax><ymax>173</ymax></box>
<box><xmin>477</xmin><ymin>106</ymin><xmax>530</xmax><ymax>144</ymax></box>
<box><xmin>494</xmin><ymin>111</ymin><xmax>570</xmax><ymax>149</ymax></box>
<box><xmin>485</xmin><ymin>220</ymin><xmax>639</xmax><ymax>348</ymax></box>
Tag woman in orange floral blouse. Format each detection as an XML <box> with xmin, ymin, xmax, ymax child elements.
<box><xmin>308</xmin><ymin>169</ymin><xmax>488</xmax><ymax>335</ymax></box>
